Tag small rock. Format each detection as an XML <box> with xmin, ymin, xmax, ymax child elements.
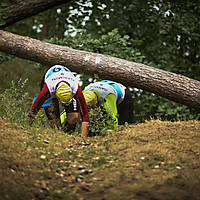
<box><xmin>40</xmin><ymin>155</ymin><xmax>46</xmax><ymax>159</ymax></box>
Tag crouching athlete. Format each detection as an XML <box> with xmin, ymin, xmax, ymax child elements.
<box><xmin>75</xmin><ymin>80</ymin><xmax>133</xmax><ymax>129</ymax></box>
<box><xmin>27</xmin><ymin>65</ymin><xmax>89</xmax><ymax>138</ymax></box>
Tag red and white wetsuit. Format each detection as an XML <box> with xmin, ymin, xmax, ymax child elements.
<box><xmin>30</xmin><ymin>65</ymin><xmax>89</xmax><ymax>122</ymax></box>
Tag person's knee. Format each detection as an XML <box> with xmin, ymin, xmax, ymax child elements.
<box><xmin>67</xmin><ymin>112</ymin><xmax>79</xmax><ymax>125</ymax></box>
<box><xmin>49</xmin><ymin>118</ymin><xmax>61</xmax><ymax>129</ymax></box>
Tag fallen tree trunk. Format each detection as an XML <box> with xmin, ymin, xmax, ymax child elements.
<box><xmin>0</xmin><ymin>30</ymin><xmax>200</xmax><ymax>110</ymax></box>
<box><xmin>0</xmin><ymin>0</ymin><xmax>71</xmax><ymax>28</ymax></box>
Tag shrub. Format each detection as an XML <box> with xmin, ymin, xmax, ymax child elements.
<box><xmin>87</xmin><ymin>106</ymin><xmax>114</xmax><ymax>136</ymax></box>
<box><xmin>74</xmin><ymin>106</ymin><xmax>114</xmax><ymax>137</ymax></box>
<box><xmin>0</xmin><ymin>79</ymin><xmax>49</xmax><ymax>128</ymax></box>
<box><xmin>0</xmin><ymin>79</ymin><xmax>30</xmax><ymax>126</ymax></box>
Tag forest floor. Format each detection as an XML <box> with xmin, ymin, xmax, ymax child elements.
<box><xmin>0</xmin><ymin>118</ymin><xmax>200</xmax><ymax>200</ymax></box>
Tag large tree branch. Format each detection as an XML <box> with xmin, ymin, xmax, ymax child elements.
<box><xmin>0</xmin><ymin>0</ymin><xmax>72</xmax><ymax>28</ymax></box>
<box><xmin>0</xmin><ymin>30</ymin><xmax>200</xmax><ymax>110</ymax></box>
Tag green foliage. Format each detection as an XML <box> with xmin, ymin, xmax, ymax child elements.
<box><xmin>87</xmin><ymin>106</ymin><xmax>114</xmax><ymax>136</ymax></box>
<box><xmin>0</xmin><ymin>79</ymin><xmax>30</xmax><ymax>126</ymax></box>
<box><xmin>75</xmin><ymin>106</ymin><xmax>114</xmax><ymax>137</ymax></box>
<box><xmin>4</xmin><ymin>0</ymin><xmax>199</xmax><ymax>80</ymax></box>
<box><xmin>47</xmin><ymin>28</ymin><xmax>148</xmax><ymax>64</ymax></box>
<box><xmin>0</xmin><ymin>79</ymin><xmax>49</xmax><ymax>128</ymax></box>
<box><xmin>77</xmin><ymin>1</ymin><xmax>200</xmax><ymax>80</ymax></box>
<box><xmin>155</xmin><ymin>98</ymin><xmax>200</xmax><ymax>121</ymax></box>
<box><xmin>133</xmin><ymin>90</ymin><xmax>200</xmax><ymax>122</ymax></box>
<box><xmin>0</xmin><ymin>52</ymin><xmax>13</xmax><ymax>64</ymax></box>
<box><xmin>0</xmin><ymin>58</ymin><xmax>44</xmax><ymax>95</ymax></box>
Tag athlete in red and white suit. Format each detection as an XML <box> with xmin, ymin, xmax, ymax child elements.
<box><xmin>27</xmin><ymin>65</ymin><xmax>89</xmax><ymax>138</ymax></box>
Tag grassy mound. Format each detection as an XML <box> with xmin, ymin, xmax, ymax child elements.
<box><xmin>0</xmin><ymin>118</ymin><xmax>199</xmax><ymax>200</ymax></box>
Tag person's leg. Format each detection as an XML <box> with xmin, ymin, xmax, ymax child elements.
<box><xmin>66</xmin><ymin>112</ymin><xmax>79</xmax><ymax>132</ymax></box>
<box><xmin>117</xmin><ymin>88</ymin><xmax>134</xmax><ymax>125</ymax></box>
<box><xmin>104</xmin><ymin>94</ymin><xmax>118</xmax><ymax>129</ymax></box>
<box><xmin>62</xmin><ymin>98</ymin><xmax>79</xmax><ymax>133</ymax></box>
<box><xmin>44</xmin><ymin>98</ymin><xmax>61</xmax><ymax>128</ymax></box>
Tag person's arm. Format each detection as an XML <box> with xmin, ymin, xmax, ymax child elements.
<box><xmin>27</xmin><ymin>83</ymin><xmax>50</xmax><ymax>125</ymax></box>
<box><xmin>104</xmin><ymin>94</ymin><xmax>118</xmax><ymax>129</ymax></box>
<box><xmin>81</xmin><ymin>121</ymin><xmax>89</xmax><ymax>138</ymax></box>
<box><xmin>74</xmin><ymin>85</ymin><xmax>89</xmax><ymax>137</ymax></box>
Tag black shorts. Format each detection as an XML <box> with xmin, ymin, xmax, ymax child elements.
<box><xmin>117</xmin><ymin>88</ymin><xmax>134</xmax><ymax>125</ymax></box>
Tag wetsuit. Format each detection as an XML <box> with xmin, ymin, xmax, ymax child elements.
<box><xmin>30</xmin><ymin>65</ymin><xmax>89</xmax><ymax>126</ymax></box>
<box><xmin>84</xmin><ymin>80</ymin><xmax>133</xmax><ymax>128</ymax></box>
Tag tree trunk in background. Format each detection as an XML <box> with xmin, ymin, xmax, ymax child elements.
<box><xmin>0</xmin><ymin>30</ymin><xmax>200</xmax><ymax>111</ymax></box>
<box><xmin>0</xmin><ymin>0</ymin><xmax>71</xmax><ymax>28</ymax></box>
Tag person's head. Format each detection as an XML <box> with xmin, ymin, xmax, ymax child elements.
<box><xmin>56</xmin><ymin>82</ymin><xmax>72</xmax><ymax>104</ymax></box>
<box><xmin>83</xmin><ymin>90</ymin><xmax>98</xmax><ymax>108</ymax></box>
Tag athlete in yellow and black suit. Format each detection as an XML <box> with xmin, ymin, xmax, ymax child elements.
<box><xmin>81</xmin><ymin>80</ymin><xmax>133</xmax><ymax>129</ymax></box>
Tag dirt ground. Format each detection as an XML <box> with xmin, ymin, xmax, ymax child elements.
<box><xmin>0</xmin><ymin>118</ymin><xmax>200</xmax><ymax>200</ymax></box>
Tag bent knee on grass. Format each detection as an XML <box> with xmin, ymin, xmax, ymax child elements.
<box><xmin>67</xmin><ymin>112</ymin><xmax>79</xmax><ymax>124</ymax></box>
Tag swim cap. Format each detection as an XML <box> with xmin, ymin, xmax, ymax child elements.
<box><xmin>56</xmin><ymin>82</ymin><xmax>72</xmax><ymax>103</ymax></box>
<box><xmin>83</xmin><ymin>90</ymin><xmax>98</xmax><ymax>107</ymax></box>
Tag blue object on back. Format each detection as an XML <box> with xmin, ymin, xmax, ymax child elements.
<box><xmin>33</xmin><ymin>95</ymin><xmax>52</xmax><ymax>107</ymax></box>
<box><xmin>100</xmin><ymin>80</ymin><xmax>123</xmax><ymax>102</ymax></box>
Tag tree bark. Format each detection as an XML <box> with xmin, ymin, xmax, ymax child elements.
<box><xmin>0</xmin><ymin>0</ymin><xmax>72</xmax><ymax>28</ymax></box>
<box><xmin>0</xmin><ymin>30</ymin><xmax>200</xmax><ymax>111</ymax></box>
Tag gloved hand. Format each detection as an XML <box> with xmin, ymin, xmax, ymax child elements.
<box><xmin>27</xmin><ymin>111</ymin><xmax>36</xmax><ymax>125</ymax></box>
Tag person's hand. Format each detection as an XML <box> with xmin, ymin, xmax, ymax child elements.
<box><xmin>80</xmin><ymin>137</ymin><xmax>90</xmax><ymax>146</ymax></box>
<box><xmin>27</xmin><ymin>111</ymin><xmax>36</xmax><ymax>125</ymax></box>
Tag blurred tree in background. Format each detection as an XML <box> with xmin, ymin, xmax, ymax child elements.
<box><xmin>0</xmin><ymin>0</ymin><xmax>199</xmax><ymax>122</ymax></box>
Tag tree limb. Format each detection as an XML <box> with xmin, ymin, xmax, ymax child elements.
<box><xmin>0</xmin><ymin>0</ymin><xmax>72</xmax><ymax>28</ymax></box>
<box><xmin>0</xmin><ymin>30</ymin><xmax>200</xmax><ymax>110</ymax></box>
